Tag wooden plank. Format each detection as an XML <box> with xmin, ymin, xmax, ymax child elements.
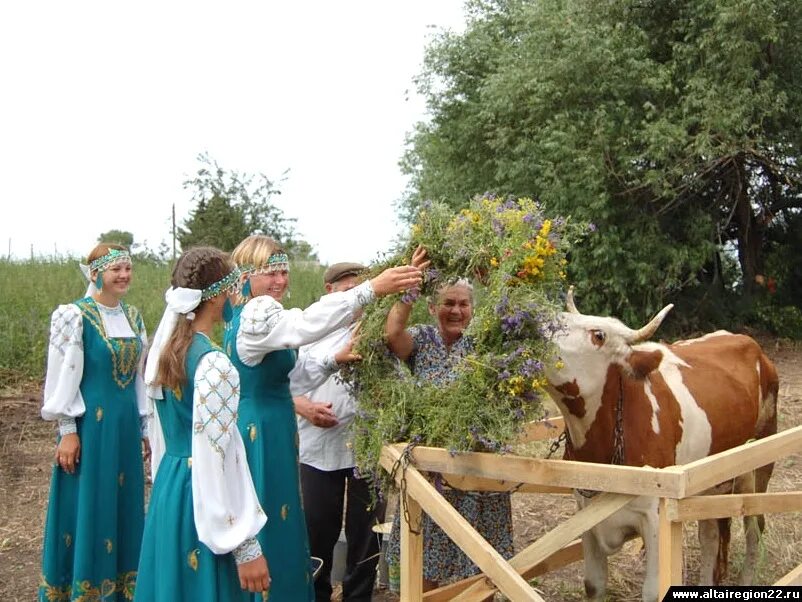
<box><xmin>437</xmin><ymin>472</ymin><xmax>572</xmax><ymax>494</ymax></box>
<box><xmin>381</xmin><ymin>446</ymin><xmax>543</xmax><ymax>601</ymax></box>
<box><xmin>681</xmin><ymin>425</ymin><xmax>802</xmax><ymax>496</ymax></box>
<box><xmin>658</xmin><ymin>497</ymin><xmax>683</xmax><ymax>598</ymax></box>
<box><xmin>400</xmin><ymin>491</ymin><xmax>423</xmax><ymax>600</ymax></box>
<box><xmin>397</xmin><ymin>444</ymin><xmax>683</xmax><ymax>498</ymax></box>
<box><xmin>519</xmin><ymin>416</ymin><xmax>565</xmax><ymax>442</ymax></box>
<box><xmin>775</xmin><ymin>562</ymin><xmax>802</xmax><ymax>586</ymax></box>
<box><xmin>452</xmin><ymin>493</ymin><xmax>636</xmax><ymax>601</ymax></box>
<box><xmin>424</xmin><ymin>540</ymin><xmax>583</xmax><ymax>601</ymax></box>
<box><xmin>667</xmin><ymin>492</ymin><xmax>802</xmax><ymax>522</ymax></box>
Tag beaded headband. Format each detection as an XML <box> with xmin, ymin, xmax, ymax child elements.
<box><xmin>241</xmin><ymin>253</ymin><xmax>290</xmax><ymax>276</ymax></box>
<box><xmin>200</xmin><ymin>267</ymin><xmax>242</xmax><ymax>301</ymax></box>
<box><xmin>89</xmin><ymin>249</ymin><xmax>131</xmax><ymax>272</ymax></box>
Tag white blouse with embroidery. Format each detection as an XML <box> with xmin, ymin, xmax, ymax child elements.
<box><xmin>150</xmin><ymin>350</ymin><xmax>266</xmax><ymax>564</ymax></box>
<box><xmin>236</xmin><ymin>280</ymin><xmax>375</xmax><ymax>366</ymax></box>
<box><xmin>41</xmin><ymin>303</ymin><xmax>149</xmax><ymax>436</ymax></box>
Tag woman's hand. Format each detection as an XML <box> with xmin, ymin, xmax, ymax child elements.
<box><xmin>56</xmin><ymin>433</ymin><xmax>81</xmax><ymax>474</ymax></box>
<box><xmin>237</xmin><ymin>555</ymin><xmax>270</xmax><ymax>593</ymax></box>
<box><xmin>370</xmin><ymin>266</ymin><xmax>423</xmax><ymax>297</ymax></box>
<box><xmin>410</xmin><ymin>245</ymin><xmax>430</xmax><ymax>270</ymax></box>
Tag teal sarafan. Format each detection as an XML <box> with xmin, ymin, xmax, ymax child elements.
<box><xmin>39</xmin><ymin>297</ymin><xmax>145</xmax><ymax>602</ymax></box>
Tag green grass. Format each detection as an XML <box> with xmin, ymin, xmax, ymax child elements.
<box><xmin>0</xmin><ymin>258</ymin><xmax>326</xmax><ymax>387</ymax></box>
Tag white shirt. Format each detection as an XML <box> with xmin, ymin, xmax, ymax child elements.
<box><xmin>289</xmin><ymin>324</ymin><xmax>358</xmax><ymax>471</ymax></box>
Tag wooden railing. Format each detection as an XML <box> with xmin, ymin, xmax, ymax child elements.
<box><xmin>380</xmin><ymin>418</ymin><xmax>802</xmax><ymax>601</ymax></box>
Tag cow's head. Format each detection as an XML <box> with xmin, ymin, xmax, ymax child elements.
<box><xmin>545</xmin><ymin>288</ymin><xmax>674</xmax><ymax>399</ymax></box>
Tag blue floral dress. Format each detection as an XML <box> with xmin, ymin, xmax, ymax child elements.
<box><xmin>386</xmin><ymin>324</ymin><xmax>514</xmax><ymax>587</ymax></box>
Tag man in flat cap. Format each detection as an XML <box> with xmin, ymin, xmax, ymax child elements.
<box><xmin>289</xmin><ymin>262</ymin><xmax>385</xmax><ymax>601</ymax></box>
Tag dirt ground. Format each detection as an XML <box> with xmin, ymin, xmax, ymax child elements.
<box><xmin>2</xmin><ymin>337</ymin><xmax>800</xmax><ymax>601</ymax></box>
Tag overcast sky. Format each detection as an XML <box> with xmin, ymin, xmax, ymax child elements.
<box><xmin>0</xmin><ymin>1</ymin><xmax>466</xmax><ymax>265</ymax></box>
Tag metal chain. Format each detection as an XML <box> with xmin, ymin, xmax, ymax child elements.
<box><xmin>389</xmin><ymin>441</ymin><xmax>422</xmax><ymax>536</ymax></box>
<box><xmin>571</xmin><ymin>376</ymin><xmax>627</xmax><ymax>499</ymax></box>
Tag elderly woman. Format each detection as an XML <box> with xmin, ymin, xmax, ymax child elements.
<box><xmin>384</xmin><ymin>253</ymin><xmax>514</xmax><ymax>592</ymax></box>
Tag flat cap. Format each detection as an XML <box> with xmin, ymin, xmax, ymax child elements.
<box><xmin>324</xmin><ymin>262</ymin><xmax>367</xmax><ymax>284</ymax></box>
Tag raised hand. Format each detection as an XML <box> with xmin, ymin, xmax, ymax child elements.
<box><xmin>370</xmin><ymin>265</ymin><xmax>423</xmax><ymax>297</ymax></box>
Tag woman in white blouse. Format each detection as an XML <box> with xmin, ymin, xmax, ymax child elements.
<box><xmin>224</xmin><ymin>235</ymin><xmax>423</xmax><ymax>601</ymax></box>
<box><xmin>137</xmin><ymin>246</ymin><xmax>269</xmax><ymax>601</ymax></box>
<box><xmin>39</xmin><ymin>243</ymin><xmax>149</xmax><ymax>602</ymax></box>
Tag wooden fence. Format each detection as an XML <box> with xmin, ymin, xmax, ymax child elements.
<box><xmin>380</xmin><ymin>417</ymin><xmax>802</xmax><ymax>601</ymax></box>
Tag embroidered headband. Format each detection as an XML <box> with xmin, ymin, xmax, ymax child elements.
<box><xmin>201</xmin><ymin>267</ymin><xmax>242</xmax><ymax>301</ymax></box>
<box><xmin>241</xmin><ymin>253</ymin><xmax>290</xmax><ymax>276</ymax></box>
<box><xmin>89</xmin><ymin>249</ymin><xmax>131</xmax><ymax>272</ymax></box>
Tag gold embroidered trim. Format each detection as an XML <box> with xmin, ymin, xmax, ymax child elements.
<box><xmin>39</xmin><ymin>570</ymin><xmax>136</xmax><ymax>601</ymax></box>
<box><xmin>76</xmin><ymin>299</ymin><xmax>143</xmax><ymax>389</ymax></box>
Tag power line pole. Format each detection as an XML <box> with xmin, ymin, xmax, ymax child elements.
<box><xmin>172</xmin><ymin>203</ymin><xmax>177</xmax><ymax>261</ymax></box>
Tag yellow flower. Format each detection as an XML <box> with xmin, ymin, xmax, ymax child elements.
<box><xmin>490</xmin><ymin>257</ymin><xmax>499</xmax><ymax>267</ymax></box>
<box><xmin>555</xmin><ymin>360</ymin><xmax>565</xmax><ymax>370</ymax></box>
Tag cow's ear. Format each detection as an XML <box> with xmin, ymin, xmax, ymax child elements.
<box><xmin>627</xmin><ymin>349</ymin><xmax>662</xmax><ymax>379</ymax></box>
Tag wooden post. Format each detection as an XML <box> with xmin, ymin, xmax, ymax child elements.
<box><xmin>658</xmin><ymin>497</ymin><xmax>683</xmax><ymax>597</ymax></box>
<box><xmin>400</xmin><ymin>492</ymin><xmax>423</xmax><ymax>601</ymax></box>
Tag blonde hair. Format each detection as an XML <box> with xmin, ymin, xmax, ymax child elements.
<box><xmin>231</xmin><ymin>235</ymin><xmax>285</xmax><ymax>269</ymax></box>
<box><xmin>231</xmin><ymin>235</ymin><xmax>287</xmax><ymax>303</ymax></box>
<box><xmin>156</xmin><ymin>247</ymin><xmax>233</xmax><ymax>393</ymax></box>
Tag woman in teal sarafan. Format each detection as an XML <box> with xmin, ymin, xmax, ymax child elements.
<box><xmin>225</xmin><ymin>235</ymin><xmax>423</xmax><ymax>601</ymax></box>
<box><xmin>136</xmin><ymin>247</ymin><xmax>269</xmax><ymax>602</ymax></box>
<box><xmin>39</xmin><ymin>243</ymin><xmax>149</xmax><ymax>601</ymax></box>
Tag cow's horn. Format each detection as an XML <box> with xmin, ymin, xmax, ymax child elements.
<box><xmin>566</xmin><ymin>286</ymin><xmax>580</xmax><ymax>314</ymax></box>
<box><xmin>629</xmin><ymin>304</ymin><xmax>674</xmax><ymax>343</ymax></box>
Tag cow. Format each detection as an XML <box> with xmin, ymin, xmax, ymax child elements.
<box><xmin>543</xmin><ymin>289</ymin><xmax>778</xmax><ymax>601</ymax></box>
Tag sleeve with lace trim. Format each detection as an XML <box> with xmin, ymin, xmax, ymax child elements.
<box><xmin>191</xmin><ymin>351</ymin><xmax>266</xmax><ymax>558</ymax></box>
<box><xmin>42</xmin><ymin>304</ymin><xmax>86</xmax><ymax>429</ymax></box>
<box><xmin>236</xmin><ymin>280</ymin><xmax>375</xmax><ymax>367</ymax></box>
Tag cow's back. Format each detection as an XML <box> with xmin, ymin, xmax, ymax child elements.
<box><xmin>667</xmin><ymin>332</ymin><xmax>778</xmax><ymax>455</ymax></box>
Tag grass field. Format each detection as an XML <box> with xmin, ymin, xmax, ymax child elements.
<box><xmin>0</xmin><ymin>258</ymin><xmax>326</xmax><ymax>388</ymax></box>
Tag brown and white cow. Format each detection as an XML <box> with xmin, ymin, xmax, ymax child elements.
<box><xmin>543</xmin><ymin>290</ymin><xmax>778</xmax><ymax>601</ymax></box>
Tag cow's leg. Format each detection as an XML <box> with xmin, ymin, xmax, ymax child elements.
<box><xmin>736</xmin><ymin>471</ymin><xmax>762</xmax><ymax>585</ymax></box>
<box><xmin>697</xmin><ymin>519</ymin><xmax>719</xmax><ymax>584</ymax></box>
<box><xmin>582</xmin><ymin>532</ymin><xmax>608</xmax><ymax>600</ymax></box>
<box><xmin>639</xmin><ymin>511</ymin><xmax>660</xmax><ymax>602</ymax></box>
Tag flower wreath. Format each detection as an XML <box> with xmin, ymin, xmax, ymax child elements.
<box><xmin>340</xmin><ymin>195</ymin><xmax>587</xmax><ymax>489</ymax></box>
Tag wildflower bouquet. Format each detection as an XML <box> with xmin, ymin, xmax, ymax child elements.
<box><xmin>341</xmin><ymin>195</ymin><xmax>586</xmax><ymax>489</ymax></box>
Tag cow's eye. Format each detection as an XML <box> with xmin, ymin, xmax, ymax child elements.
<box><xmin>591</xmin><ymin>329</ymin><xmax>606</xmax><ymax>345</ymax></box>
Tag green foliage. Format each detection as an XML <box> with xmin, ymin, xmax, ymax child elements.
<box><xmin>179</xmin><ymin>153</ymin><xmax>296</xmax><ymax>252</ymax></box>
<box><xmin>0</xmin><ymin>258</ymin><xmax>325</xmax><ymax>388</ymax></box>
<box><xmin>97</xmin><ymin>230</ymin><xmax>134</xmax><ymax>247</ymax></box>
<box><xmin>341</xmin><ymin>196</ymin><xmax>586</xmax><ymax>490</ymax></box>
<box><xmin>402</xmin><ymin>0</ymin><xmax>802</xmax><ymax>330</ymax></box>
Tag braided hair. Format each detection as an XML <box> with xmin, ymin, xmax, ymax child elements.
<box><xmin>156</xmin><ymin>246</ymin><xmax>233</xmax><ymax>392</ymax></box>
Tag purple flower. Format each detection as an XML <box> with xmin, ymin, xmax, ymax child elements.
<box><xmin>492</xmin><ymin>219</ymin><xmax>505</xmax><ymax>236</ymax></box>
<box><xmin>588</xmin><ymin>223</ymin><xmax>597</xmax><ymax>232</ymax></box>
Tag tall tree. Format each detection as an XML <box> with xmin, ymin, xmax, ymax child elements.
<box><xmin>179</xmin><ymin>153</ymin><xmax>296</xmax><ymax>252</ymax></box>
<box><xmin>97</xmin><ymin>229</ymin><xmax>134</xmax><ymax>247</ymax></box>
<box><xmin>403</xmin><ymin>0</ymin><xmax>802</xmax><ymax>328</ymax></box>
